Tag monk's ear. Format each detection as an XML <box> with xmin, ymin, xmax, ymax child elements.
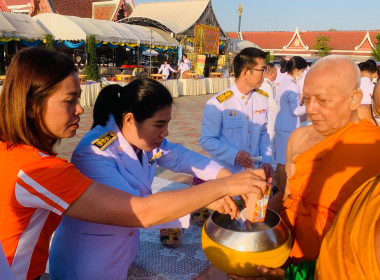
<box><xmin>350</xmin><ymin>89</ymin><xmax>362</xmax><ymax>110</ymax></box>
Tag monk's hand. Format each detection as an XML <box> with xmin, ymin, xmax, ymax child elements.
<box><xmin>222</xmin><ymin>169</ymin><xmax>267</xmax><ymax>199</ymax></box>
<box><xmin>262</xmin><ymin>163</ymin><xmax>274</xmax><ymax>184</ymax></box>
<box><xmin>227</xmin><ymin>265</ymin><xmax>285</xmax><ymax>279</ymax></box>
<box><xmin>236</xmin><ymin>150</ymin><xmax>254</xmax><ymax>169</ymax></box>
<box><xmin>206</xmin><ymin>196</ymin><xmax>238</xmax><ymax>219</ymax></box>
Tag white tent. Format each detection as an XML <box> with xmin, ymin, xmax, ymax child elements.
<box><xmin>34</xmin><ymin>13</ymin><xmax>125</xmax><ymax>42</ymax></box>
<box><xmin>0</xmin><ymin>11</ymin><xmax>45</xmax><ymax>40</ymax></box>
<box><xmin>142</xmin><ymin>49</ymin><xmax>158</xmax><ymax>56</ymax></box>
<box><xmin>227</xmin><ymin>39</ymin><xmax>261</xmax><ymax>53</ymax></box>
<box><xmin>33</xmin><ymin>13</ymin><xmax>178</xmax><ymax>47</ymax></box>
<box><xmin>127</xmin><ymin>0</ymin><xmax>209</xmax><ymax>34</ymax></box>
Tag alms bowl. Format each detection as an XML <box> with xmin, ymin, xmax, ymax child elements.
<box><xmin>202</xmin><ymin>209</ymin><xmax>291</xmax><ymax>277</ymax></box>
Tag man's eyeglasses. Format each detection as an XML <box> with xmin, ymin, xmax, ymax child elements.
<box><xmin>252</xmin><ymin>67</ymin><xmax>268</xmax><ymax>76</ymax></box>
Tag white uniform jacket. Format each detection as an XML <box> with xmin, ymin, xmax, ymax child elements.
<box><xmin>178</xmin><ymin>63</ymin><xmax>190</xmax><ymax>78</ymax></box>
<box><xmin>158</xmin><ymin>64</ymin><xmax>176</xmax><ymax>80</ymax></box>
<box><xmin>360</xmin><ymin>77</ymin><xmax>374</xmax><ymax>105</ymax></box>
<box><xmin>200</xmin><ymin>83</ymin><xmax>272</xmax><ymax>173</ymax></box>
<box><xmin>274</xmin><ymin>74</ymin><xmax>305</xmax><ymax>132</ymax></box>
<box><xmin>184</xmin><ymin>58</ymin><xmax>191</xmax><ymax>69</ymax></box>
<box><xmin>49</xmin><ymin>115</ymin><xmax>222</xmax><ymax>280</ymax></box>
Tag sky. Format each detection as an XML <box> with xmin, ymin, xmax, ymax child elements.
<box><xmin>133</xmin><ymin>0</ymin><xmax>380</xmax><ymax>32</ymax></box>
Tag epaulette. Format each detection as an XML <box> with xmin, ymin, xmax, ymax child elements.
<box><xmin>255</xmin><ymin>89</ymin><xmax>269</xmax><ymax>98</ymax></box>
<box><xmin>216</xmin><ymin>90</ymin><xmax>233</xmax><ymax>103</ymax></box>
<box><xmin>91</xmin><ymin>131</ymin><xmax>117</xmax><ymax>151</ymax></box>
<box><xmin>291</xmin><ymin>79</ymin><xmax>297</xmax><ymax>84</ymax></box>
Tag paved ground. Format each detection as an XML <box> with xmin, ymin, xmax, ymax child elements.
<box><xmin>55</xmin><ymin>93</ymin><xmax>215</xmax><ymax>185</ymax></box>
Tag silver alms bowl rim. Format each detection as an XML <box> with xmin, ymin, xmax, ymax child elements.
<box><xmin>204</xmin><ymin>209</ymin><xmax>290</xmax><ymax>252</ymax></box>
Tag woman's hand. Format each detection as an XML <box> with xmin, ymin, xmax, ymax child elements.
<box><xmin>222</xmin><ymin>169</ymin><xmax>268</xmax><ymax>199</ymax></box>
<box><xmin>227</xmin><ymin>266</ymin><xmax>285</xmax><ymax>280</ymax></box>
<box><xmin>206</xmin><ymin>195</ymin><xmax>239</xmax><ymax>219</ymax></box>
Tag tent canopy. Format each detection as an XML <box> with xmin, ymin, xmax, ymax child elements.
<box><xmin>0</xmin><ymin>11</ymin><xmax>46</xmax><ymax>40</ymax></box>
<box><xmin>227</xmin><ymin>39</ymin><xmax>262</xmax><ymax>53</ymax></box>
<box><xmin>124</xmin><ymin>0</ymin><xmax>209</xmax><ymax>34</ymax></box>
<box><xmin>33</xmin><ymin>13</ymin><xmax>178</xmax><ymax>46</ymax></box>
<box><xmin>120</xmin><ymin>0</ymin><xmax>228</xmax><ymax>40</ymax></box>
<box><xmin>34</xmin><ymin>13</ymin><xmax>132</xmax><ymax>43</ymax></box>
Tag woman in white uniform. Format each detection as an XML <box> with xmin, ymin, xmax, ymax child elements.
<box><xmin>49</xmin><ymin>79</ymin><xmax>237</xmax><ymax>280</ymax></box>
<box><xmin>274</xmin><ymin>56</ymin><xmax>307</xmax><ymax>193</ymax></box>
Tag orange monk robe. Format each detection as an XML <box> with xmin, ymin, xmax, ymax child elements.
<box><xmin>315</xmin><ymin>175</ymin><xmax>380</xmax><ymax>280</ymax></box>
<box><xmin>280</xmin><ymin>119</ymin><xmax>380</xmax><ymax>264</ymax></box>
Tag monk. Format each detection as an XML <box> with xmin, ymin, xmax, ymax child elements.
<box><xmin>357</xmin><ymin>79</ymin><xmax>380</xmax><ymax>126</ymax></box>
<box><xmin>228</xmin><ymin>175</ymin><xmax>380</xmax><ymax>280</ymax></box>
<box><xmin>315</xmin><ymin>173</ymin><xmax>380</xmax><ymax>279</ymax></box>
<box><xmin>228</xmin><ymin>56</ymin><xmax>380</xmax><ymax>280</ymax></box>
<box><xmin>267</xmin><ymin>55</ymin><xmax>380</xmax><ymax>265</ymax></box>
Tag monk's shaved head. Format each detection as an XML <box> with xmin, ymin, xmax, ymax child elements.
<box><xmin>306</xmin><ymin>55</ymin><xmax>360</xmax><ymax>96</ymax></box>
<box><xmin>302</xmin><ymin>55</ymin><xmax>362</xmax><ymax>136</ymax></box>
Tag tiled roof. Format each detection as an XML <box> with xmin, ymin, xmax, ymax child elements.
<box><xmin>3</xmin><ymin>0</ymin><xmax>29</xmax><ymax>5</ymax></box>
<box><xmin>49</xmin><ymin>0</ymin><xmax>103</xmax><ymax>18</ymax></box>
<box><xmin>228</xmin><ymin>30</ymin><xmax>380</xmax><ymax>52</ymax></box>
<box><xmin>93</xmin><ymin>4</ymin><xmax>115</xmax><ymax>21</ymax></box>
<box><xmin>228</xmin><ymin>31</ymin><xmax>295</xmax><ymax>49</ymax></box>
<box><xmin>0</xmin><ymin>0</ymin><xmax>9</xmax><ymax>12</ymax></box>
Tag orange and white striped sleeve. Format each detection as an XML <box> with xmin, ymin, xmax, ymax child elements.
<box><xmin>15</xmin><ymin>155</ymin><xmax>93</xmax><ymax>215</ymax></box>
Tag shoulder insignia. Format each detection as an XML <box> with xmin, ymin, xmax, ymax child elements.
<box><xmin>216</xmin><ymin>90</ymin><xmax>233</xmax><ymax>103</ymax></box>
<box><xmin>291</xmin><ymin>79</ymin><xmax>297</xmax><ymax>84</ymax></box>
<box><xmin>255</xmin><ymin>89</ymin><xmax>269</xmax><ymax>98</ymax></box>
<box><xmin>149</xmin><ymin>150</ymin><xmax>163</xmax><ymax>166</ymax></box>
<box><xmin>266</xmin><ymin>80</ymin><xmax>271</xmax><ymax>85</ymax></box>
<box><xmin>91</xmin><ymin>131</ymin><xmax>117</xmax><ymax>151</ymax></box>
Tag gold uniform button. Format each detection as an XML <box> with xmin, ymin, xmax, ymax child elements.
<box><xmin>248</xmin><ymin>130</ymin><xmax>251</xmax><ymax>134</ymax></box>
<box><xmin>249</xmin><ymin>145</ymin><xmax>251</xmax><ymax>148</ymax></box>
<box><xmin>246</xmin><ymin>115</ymin><xmax>249</xmax><ymax>119</ymax></box>
<box><xmin>245</xmin><ymin>101</ymin><xmax>248</xmax><ymax>105</ymax></box>
<box><xmin>241</xmin><ymin>96</ymin><xmax>245</xmax><ymax>99</ymax></box>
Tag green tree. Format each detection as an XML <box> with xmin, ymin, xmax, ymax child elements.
<box><xmin>328</xmin><ymin>28</ymin><xmax>337</xmax><ymax>32</ymax></box>
<box><xmin>265</xmin><ymin>51</ymin><xmax>274</xmax><ymax>63</ymax></box>
<box><xmin>85</xmin><ymin>35</ymin><xmax>100</xmax><ymax>81</ymax></box>
<box><xmin>45</xmin><ymin>34</ymin><xmax>55</xmax><ymax>51</ymax></box>
<box><xmin>371</xmin><ymin>33</ymin><xmax>380</xmax><ymax>61</ymax></box>
<box><xmin>312</xmin><ymin>34</ymin><xmax>332</xmax><ymax>58</ymax></box>
<box><xmin>0</xmin><ymin>45</ymin><xmax>5</xmax><ymax>75</ymax></box>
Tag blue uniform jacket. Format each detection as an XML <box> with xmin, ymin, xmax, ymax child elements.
<box><xmin>49</xmin><ymin>115</ymin><xmax>222</xmax><ymax>280</ymax></box>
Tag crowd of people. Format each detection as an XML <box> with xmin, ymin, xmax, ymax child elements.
<box><xmin>0</xmin><ymin>46</ymin><xmax>379</xmax><ymax>280</ymax></box>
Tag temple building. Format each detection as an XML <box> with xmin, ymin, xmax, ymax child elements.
<box><xmin>229</xmin><ymin>28</ymin><xmax>380</xmax><ymax>61</ymax></box>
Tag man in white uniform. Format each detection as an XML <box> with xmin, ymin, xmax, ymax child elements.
<box><xmin>359</xmin><ymin>60</ymin><xmax>377</xmax><ymax>104</ymax></box>
<box><xmin>158</xmin><ymin>60</ymin><xmax>177</xmax><ymax>80</ymax></box>
<box><xmin>200</xmin><ymin>47</ymin><xmax>273</xmax><ymax>181</ymax></box>
<box><xmin>259</xmin><ymin>63</ymin><xmax>278</xmax><ymax>169</ymax></box>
